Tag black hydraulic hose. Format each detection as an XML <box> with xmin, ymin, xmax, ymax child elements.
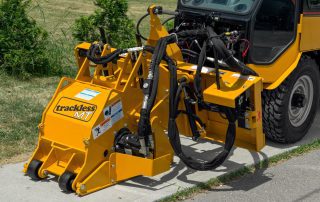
<box><xmin>206</xmin><ymin>27</ymin><xmax>258</xmax><ymax>76</ymax></box>
<box><xmin>87</xmin><ymin>43</ymin><xmax>124</xmax><ymax>65</ymax></box>
<box><xmin>181</xmin><ymin>49</ymin><xmax>200</xmax><ymax>57</ymax></box>
<box><xmin>147</xmin><ymin>39</ymin><xmax>167</xmax><ymax>111</ymax></box>
<box><xmin>137</xmin><ymin>35</ymin><xmax>178</xmax><ymax>148</ymax></box>
<box><xmin>193</xmin><ymin>27</ymin><xmax>258</xmax><ymax>110</ymax></box>
<box><xmin>186</xmin><ymin>28</ymin><xmax>257</xmax><ymax>77</ymax></box>
<box><xmin>168</xmin><ymin>80</ymin><xmax>237</xmax><ymax>170</ymax></box>
<box><xmin>212</xmin><ymin>44</ymin><xmax>221</xmax><ymax>89</ymax></box>
<box><xmin>136</xmin><ymin>13</ymin><xmax>150</xmax><ymax>41</ymax></box>
<box><xmin>143</xmin><ymin>42</ymin><xmax>237</xmax><ymax>171</ymax></box>
<box><xmin>177</xmin><ymin>29</ymin><xmax>208</xmax><ymax>39</ymax></box>
<box><xmin>182</xmin><ymin>51</ymin><xmax>199</xmax><ymax>59</ymax></box>
<box><xmin>194</xmin><ymin>40</ymin><xmax>208</xmax><ymax>99</ymax></box>
<box><xmin>147</xmin><ymin>35</ymin><xmax>178</xmax><ymax>112</ymax></box>
<box><xmin>169</xmin><ymin>114</ymin><xmax>236</xmax><ymax>170</ymax></box>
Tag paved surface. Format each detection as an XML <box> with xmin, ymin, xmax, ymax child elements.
<box><xmin>0</xmin><ymin>110</ymin><xmax>319</xmax><ymax>202</ymax></box>
<box><xmin>186</xmin><ymin>149</ymin><xmax>320</xmax><ymax>202</ymax></box>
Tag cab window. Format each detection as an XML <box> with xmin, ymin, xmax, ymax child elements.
<box><xmin>308</xmin><ymin>0</ymin><xmax>320</xmax><ymax>8</ymax></box>
<box><xmin>250</xmin><ymin>0</ymin><xmax>296</xmax><ymax>64</ymax></box>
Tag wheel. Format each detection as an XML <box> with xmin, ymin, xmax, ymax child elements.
<box><xmin>26</xmin><ymin>160</ymin><xmax>43</xmax><ymax>180</ymax></box>
<box><xmin>263</xmin><ymin>57</ymin><xmax>320</xmax><ymax>143</ymax></box>
<box><xmin>58</xmin><ymin>172</ymin><xmax>76</xmax><ymax>192</ymax></box>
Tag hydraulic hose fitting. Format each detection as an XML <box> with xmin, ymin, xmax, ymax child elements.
<box><xmin>139</xmin><ymin>137</ymin><xmax>148</xmax><ymax>156</ymax></box>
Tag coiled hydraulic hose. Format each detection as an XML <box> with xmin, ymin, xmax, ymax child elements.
<box><xmin>143</xmin><ymin>36</ymin><xmax>237</xmax><ymax>171</ymax></box>
<box><xmin>166</xmin><ymin>59</ymin><xmax>237</xmax><ymax>171</ymax></box>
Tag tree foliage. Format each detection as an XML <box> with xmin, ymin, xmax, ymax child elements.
<box><xmin>0</xmin><ymin>0</ymin><xmax>59</xmax><ymax>78</ymax></box>
<box><xmin>73</xmin><ymin>0</ymin><xmax>136</xmax><ymax>48</ymax></box>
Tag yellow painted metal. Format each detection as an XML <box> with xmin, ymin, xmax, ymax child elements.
<box><xmin>203</xmin><ymin>76</ymin><xmax>265</xmax><ymax>151</ymax></box>
<box><xmin>300</xmin><ymin>15</ymin><xmax>320</xmax><ymax>52</ymax></box>
<box><xmin>25</xmin><ymin>5</ymin><xmax>265</xmax><ymax>195</ymax></box>
<box><xmin>201</xmin><ymin>71</ymin><xmax>265</xmax><ymax>151</ymax></box>
<box><xmin>248</xmin><ymin>16</ymin><xmax>303</xmax><ymax>90</ymax></box>
<box><xmin>203</xmin><ymin>72</ymin><xmax>262</xmax><ymax>108</ymax></box>
<box><xmin>249</xmin><ymin>14</ymin><xmax>320</xmax><ymax>90</ymax></box>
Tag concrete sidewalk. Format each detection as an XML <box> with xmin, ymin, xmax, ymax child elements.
<box><xmin>186</xmin><ymin>149</ymin><xmax>320</xmax><ymax>202</ymax></box>
<box><xmin>0</xmin><ymin>110</ymin><xmax>319</xmax><ymax>202</ymax></box>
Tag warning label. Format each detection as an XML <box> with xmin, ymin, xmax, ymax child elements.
<box><xmin>75</xmin><ymin>89</ymin><xmax>101</xmax><ymax>101</ymax></box>
<box><xmin>92</xmin><ymin>100</ymin><xmax>124</xmax><ymax>140</ymax></box>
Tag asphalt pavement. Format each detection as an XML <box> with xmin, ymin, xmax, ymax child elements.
<box><xmin>186</xmin><ymin>149</ymin><xmax>320</xmax><ymax>202</ymax></box>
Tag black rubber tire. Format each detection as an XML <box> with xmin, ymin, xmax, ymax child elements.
<box><xmin>262</xmin><ymin>57</ymin><xmax>320</xmax><ymax>143</ymax></box>
<box><xmin>58</xmin><ymin>172</ymin><xmax>76</xmax><ymax>192</ymax></box>
<box><xmin>26</xmin><ymin>160</ymin><xmax>43</xmax><ymax>180</ymax></box>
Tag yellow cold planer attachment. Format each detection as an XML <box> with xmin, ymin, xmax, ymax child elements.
<box><xmin>24</xmin><ymin>6</ymin><xmax>265</xmax><ymax>195</ymax></box>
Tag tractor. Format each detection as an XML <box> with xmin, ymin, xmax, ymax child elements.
<box><xmin>24</xmin><ymin>0</ymin><xmax>320</xmax><ymax>195</ymax></box>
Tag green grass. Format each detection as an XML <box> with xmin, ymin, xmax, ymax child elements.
<box><xmin>0</xmin><ymin>0</ymin><xmax>177</xmax><ymax>163</ymax></box>
<box><xmin>158</xmin><ymin>139</ymin><xmax>320</xmax><ymax>202</ymax></box>
<box><xmin>0</xmin><ymin>73</ymin><xmax>59</xmax><ymax>163</ymax></box>
<box><xmin>29</xmin><ymin>0</ymin><xmax>177</xmax><ymax>39</ymax></box>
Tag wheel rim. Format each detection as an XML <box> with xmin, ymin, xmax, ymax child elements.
<box><xmin>289</xmin><ymin>75</ymin><xmax>314</xmax><ymax>127</ymax></box>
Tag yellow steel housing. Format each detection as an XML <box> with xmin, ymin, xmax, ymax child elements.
<box><xmin>24</xmin><ymin>6</ymin><xmax>265</xmax><ymax>195</ymax></box>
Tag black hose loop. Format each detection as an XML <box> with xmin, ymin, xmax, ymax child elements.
<box><xmin>142</xmin><ymin>36</ymin><xmax>237</xmax><ymax>171</ymax></box>
<box><xmin>136</xmin><ymin>13</ymin><xmax>150</xmax><ymax>41</ymax></box>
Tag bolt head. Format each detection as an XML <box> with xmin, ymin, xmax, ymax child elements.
<box><xmin>43</xmin><ymin>170</ymin><xmax>49</xmax><ymax>177</ymax></box>
<box><xmin>143</xmin><ymin>83</ymin><xmax>149</xmax><ymax>89</ymax></box>
<box><xmin>83</xmin><ymin>139</ymin><xmax>90</xmax><ymax>146</ymax></box>
<box><xmin>80</xmin><ymin>184</ymin><xmax>86</xmax><ymax>191</ymax></box>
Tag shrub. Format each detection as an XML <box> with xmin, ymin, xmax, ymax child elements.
<box><xmin>0</xmin><ymin>0</ymin><xmax>62</xmax><ymax>79</ymax></box>
<box><xmin>73</xmin><ymin>0</ymin><xmax>136</xmax><ymax>48</ymax></box>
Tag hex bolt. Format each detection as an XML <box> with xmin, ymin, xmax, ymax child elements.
<box><xmin>143</xmin><ymin>83</ymin><xmax>149</xmax><ymax>89</ymax></box>
<box><xmin>83</xmin><ymin>139</ymin><xmax>90</xmax><ymax>146</ymax></box>
<box><xmin>43</xmin><ymin>170</ymin><xmax>49</xmax><ymax>177</ymax></box>
<box><xmin>80</xmin><ymin>184</ymin><xmax>86</xmax><ymax>191</ymax></box>
<box><xmin>38</xmin><ymin>123</ymin><xmax>44</xmax><ymax>129</ymax></box>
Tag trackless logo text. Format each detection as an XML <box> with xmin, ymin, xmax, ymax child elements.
<box><xmin>54</xmin><ymin>98</ymin><xmax>97</xmax><ymax>122</ymax></box>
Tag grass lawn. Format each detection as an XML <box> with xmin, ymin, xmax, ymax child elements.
<box><xmin>0</xmin><ymin>0</ymin><xmax>177</xmax><ymax>164</ymax></box>
<box><xmin>0</xmin><ymin>74</ymin><xmax>59</xmax><ymax>164</ymax></box>
<box><xmin>30</xmin><ymin>0</ymin><xmax>177</xmax><ymax>36</ymax></box>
